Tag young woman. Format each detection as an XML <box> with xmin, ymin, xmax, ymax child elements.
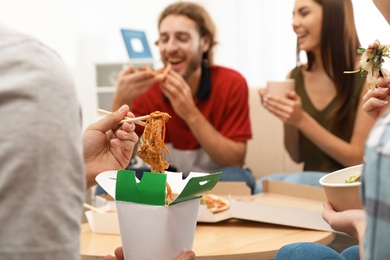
<box><xmin>255</xmin><ymin>0</ymin><xmax>376</xmax><ymax>193</ymax></box>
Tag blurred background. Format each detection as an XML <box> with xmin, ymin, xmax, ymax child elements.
<box><xmin>1</xmin><ymin>0</ymin><xmax>389</xmax><ymax>128</ymax></box>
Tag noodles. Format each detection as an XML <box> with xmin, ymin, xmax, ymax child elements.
<box><xmin>137</xmin><ymin>111</ymin><xmax>171</xmax><ymax>172</ymax></box>
<box><xmin>137</xmin><ymin>111</ymin><xmax>173</xmax><ymax>203</ymax></box>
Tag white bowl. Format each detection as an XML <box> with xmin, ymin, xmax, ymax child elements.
<box><xmin>319</xmin><ymin>164</ymin><xmax>363</xmax><ymax>212</ymax></box>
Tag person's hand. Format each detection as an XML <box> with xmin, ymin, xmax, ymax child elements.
<box><xmin>103</xmin><ymin>247</ymin><xmax>196</xmax><ymax>260</ymax></box>
<box><xmin>83</xmin><ymin>104</ymin><xmax>139</xmax><ymax>188</ymax></box>
<box><xmin>258</xmin><ymin>87</ymin><xmax>267</xmax><ymax>105</ymax></box>
<box><xmin>262</xmin><ymin>91</ymin><xmax>304</xmax><ymax>127</ymax></box>
<box><xmin>322</xmin><ymin>202</ymin><xmax>366</xmax><ymax>240</ymax></box>
<box><xmin>112</xmin><ymin>65</ymin><xmax>164</xmax><ymax>110</ymax></box>
<box><xmin>362</xmin><ymin>68</ymin><xmax>390</xmax><ymax>119</ymax></box>
<box><xmin>159</xmin><ymin>69</ymin><xmax>198</xmax><ymax>122</ymax></box>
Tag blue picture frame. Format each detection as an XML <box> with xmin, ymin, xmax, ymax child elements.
<box><xmin>121</xmin><ymin>29</ymin><xmax>153</xmax><ymax>59</ymax></box>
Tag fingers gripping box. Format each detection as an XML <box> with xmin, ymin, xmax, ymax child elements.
<box><xmin>96</xmin><ymin>170</ymin><xmax>222</xmax><ymax>260</ymax></box>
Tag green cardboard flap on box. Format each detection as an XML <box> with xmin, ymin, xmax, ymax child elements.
<box><xmin>116</xmin><ymin>170</ymin><xmax>166</xmax><ymax>205</ymax></box>
<box><xmin>113</xmin><ymin>170</ymin><xmax>222</xmax><ymax>206</ymax></box>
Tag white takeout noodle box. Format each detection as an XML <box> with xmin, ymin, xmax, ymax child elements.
<box><xmin>96</xmin><ymin>170</ymin><xmax>221</xmax><ymax>260</ymax></box>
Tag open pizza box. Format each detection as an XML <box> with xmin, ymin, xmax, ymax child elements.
<box><xmin>231</xmin><ymin>180</ymin><xmax>332</xmax><ymax>231</ymax></box>
<box><xmin>198</xmin><ymin>180</ymin><xmax>333</xmax><ymax>232</ymax></box>
<box><xmin>197</xmin><ymin>181</ymin><xmax>250</xmax><ymax>223</ymax></box>
<box><xmin>90</xmin><ymin>169</ymin><xmax>221</xmax><ymax>260</ymax></box>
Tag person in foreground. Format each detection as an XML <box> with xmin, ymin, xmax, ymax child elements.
<box><xmin>274</xmin><ymin>80</ymin><xmax>390</xmax><ymax>260</ymax></box>
<box><xmin>112</xmin><ymin>1</ymin><xmax>256</xmax><ymax>193</ymax></box>
<box><xmin>273</xmin><ymin>1</ymin><xmax>390</xmax><ymax>258</ymax></box>
<box><xmin>255</xmin><ymin>0</ymin><xmax>376</xmax><ymax>193</ymax></box>
<box><xmin>0</xmin><ymin>24</ymin><xmax>187</xmax><ymax>260</ymax></box>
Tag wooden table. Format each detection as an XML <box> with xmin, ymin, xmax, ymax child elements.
<box><xmin>80</xmin><ymin>219</ymin><xmax>334</xmax><ymax>260</ymax></box>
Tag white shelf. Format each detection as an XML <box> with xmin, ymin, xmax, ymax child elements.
<box><xmin>95</xmin><ymin>60</ymin><xmax>155</xmax><ymax>110</ymax></box>
<box><xmin>96</xmin><ymin>86</ymin><xmax>116</xmax><ymax>93</ymax></box>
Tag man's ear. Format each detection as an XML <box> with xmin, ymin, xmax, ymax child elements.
<box><xmin>201</xmin><ymin>35</ymin><xmax>211</xmax><ymax>53</ymax></box>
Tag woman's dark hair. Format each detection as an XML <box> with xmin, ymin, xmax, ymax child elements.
<box><xmin>297</xmin><ymin>0</ymin><xmax>360</xmax><ymax>132</ymax></box>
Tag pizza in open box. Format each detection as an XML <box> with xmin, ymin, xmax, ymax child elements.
<box><xmin>200</xmin><ymin>194</ymin><xmax>230</xmax><ymax>213</ymax></box>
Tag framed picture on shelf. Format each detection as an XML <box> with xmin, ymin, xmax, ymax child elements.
<box><xmin>120</xmin><ymin>29</ymin><xmax>153</xmax><ymax>59</ymax></box>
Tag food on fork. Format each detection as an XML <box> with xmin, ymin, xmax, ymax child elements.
<box><xmin>137</xmin><ymin>111</ymin><xmax>173</xmax><ymax>203</ymax></box>
<box><xmin>345</xmin><ymin>39</ymin><xmax>390</xmax><ymax>90</ymax></box>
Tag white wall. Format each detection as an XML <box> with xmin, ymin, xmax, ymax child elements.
<box><xmin>1</xmin><ymin>0</ymin><xmax>389</xmax><ymax>128</ymax></box>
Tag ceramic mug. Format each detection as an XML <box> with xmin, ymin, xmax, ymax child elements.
<box><xmin>266</xmin><ymin>79</ymin><xmax>295</xmax><ymax>97</ymax></box>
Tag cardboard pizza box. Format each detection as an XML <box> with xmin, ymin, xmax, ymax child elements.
<box><xmin>209</xmin><ymin>181</ymin><xmax>251</xmax><ymax>196</ymax></box>
<box><xmin>230</xmin><ymin>180</ymin><xmax>332</xmax><ymax>231</ymax></box>
<box><xmin>197</xmin><ymin>203</ymin><xmax>232</xmax><ymax>223</ymax></box>
<box><xmin>197</xmin><ymin>182</ymin><xmax>249</xmax><ymax>223</ymax></box>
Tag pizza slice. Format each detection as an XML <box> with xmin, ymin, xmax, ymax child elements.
<box><xmin>134</xmin><ymin>63</ymin><xmax>171</xmax><ymax>77</ymax></box>
<box><xmin>200</xmin><ymin>194</ymin><xmax>230</xmax><ymax>214</ymax></box>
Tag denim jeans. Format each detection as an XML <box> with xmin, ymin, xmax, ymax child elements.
<box><xmin>274</xmin><ymin>242</ymin><xmax>359</xmax><ymax>260</ymax></box>
<box><xmin>254</xmin><ymin>171</ymin><xmax>327</xmax><ymax>194</ymax></box>
<box><xmin>218</xmin><ymin>166</ymin><xmax>256</xmax><ymax>194</ymax></box>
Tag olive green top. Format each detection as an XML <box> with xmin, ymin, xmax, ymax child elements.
<box><xmin>290</xmin><ymin>66</ymin><xmax>365</xmax><ymax>173</ymax></box>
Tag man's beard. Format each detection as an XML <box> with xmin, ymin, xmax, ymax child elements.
<box><xmin>182</xmin><ymin>47</ymin><xmax>204</xmax><ymax>80</ymax></box>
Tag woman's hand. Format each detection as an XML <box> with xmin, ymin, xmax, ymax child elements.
<box><xmin>362</xmin><ymin>86</ymin><xmax>390</xmax><ymax>120</ymax></box>
<box><xmin>362</xmin><ymin>69</ymin><xmax>390</xmax><ymax>119</ymax></box>
<box><xmin>258</xmin><ymin>87</ymin><xmax>267</xmax><ymax>105</ymax></box>
<box><xmin>322</xmin><ymin>202</ymin><xmax>366</xmax><ymax>240</ymax></box>
<box><xmin>262</xmin><ymin>91</ymin><xmax>305</xmax><ymax>127</ymax></box>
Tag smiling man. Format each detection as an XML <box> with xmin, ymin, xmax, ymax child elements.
<box><xmin>112</xmin><ymin>1</ymin><xmax>256</xmax><ymax>192</ymax></box>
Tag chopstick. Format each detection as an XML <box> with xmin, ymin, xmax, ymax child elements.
<box><xmin>120</xmin><ymin>115</ymin><xmax>149</xmax><ymax>124</ymax></box>
<box><xmin>97</xmin><ymin>108</ymin><xmax>147</xmax><ymax>126</ymax></box>
<box><xmin>83</xmin><ymin>203</ymin><xmax>106</xmax><ymax>214</ymax></box>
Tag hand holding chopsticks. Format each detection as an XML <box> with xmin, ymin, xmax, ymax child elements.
<box><xmin>98</xmin><ymin>108</ymin><xmax>147</xmax><ymax>126</ymax></box>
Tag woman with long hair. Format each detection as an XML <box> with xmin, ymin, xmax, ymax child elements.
<box><xmin>255</xmin><ymin>0</ymin><xmax>376</xmax><ymax>193</ymax></box>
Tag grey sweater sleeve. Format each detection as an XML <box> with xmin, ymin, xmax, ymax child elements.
<box><xmin>0</xmin><ymin>25</ymin><xmax>85</xmax><ymax>260</ymax></box>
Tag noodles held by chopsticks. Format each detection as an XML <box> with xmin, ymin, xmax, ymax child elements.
<box><xmin>137</xmin><ymin>111</ymin><xmax>173</xmax><ymax>203</ymax></box>
<box><xmin>137</xmin><ymin>111</ymin><xmax>171</xmax><ymax>172</ymax></box>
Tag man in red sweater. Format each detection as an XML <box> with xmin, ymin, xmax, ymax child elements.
<box><xmin>112</xmin><ymin>1</ymin><xmax>255</xmax><ymax>192</ymax></box>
